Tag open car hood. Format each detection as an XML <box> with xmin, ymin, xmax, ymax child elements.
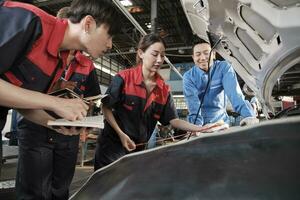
<box><xmin>70</xmin><ymin>117</ymin><xmax>300</xmax><ymax>200</ymax></box>
<box><xmin>180</xmin><ymin>0</ymin><xmax>300</xmax><ymax>115</ymax></box>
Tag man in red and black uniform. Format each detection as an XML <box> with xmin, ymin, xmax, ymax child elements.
<box><xmin>94</xmin><ymin>64</ymin><xmax>179</xmax><ymax>169</ymax></box>
<box><xmin>64</xmin><ymin>52</ymin><xmax>100</xmax><ymax>97</ymax></box>
<box><xmin>0</xmin><ymin>0</ymin><xmax>119</xmax><ymax>130</ymax></box>
<box><xmin>0</xmin><ymin>0</ymin><xmax>120</xmax><ymax>199</ymax></box>
<box><xmin>17</xmin><ymin>50</ymin><xmax>101</xmax><ymax>199</ymax></box>
<box><xmin>0</xmin><ymin>0</ymin><xmax>92</xmax><ymax>131</ymax></box>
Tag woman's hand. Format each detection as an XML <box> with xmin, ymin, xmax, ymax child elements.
<box><xmin>119</xmin><ymin>133</ymin><xmax>136</xmax><ymax>152</ymax></box>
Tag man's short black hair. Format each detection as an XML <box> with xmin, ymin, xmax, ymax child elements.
<box><xmin>192</xmin><ymin>38</ymin><xmax>210</xmax><ymax>54</ymax></box>
<box><xmin>67</xmin><ymin>0</ymin><xmax>121</xmax><ymax>36</ymax></box>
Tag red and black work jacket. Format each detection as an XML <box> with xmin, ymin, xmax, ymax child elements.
<box><xmin>0</xmin><ymin>1</ymin><xmax>70</xmax><ymax>127</ymax></box>
<box><xmin>65</xmin><ymin>51</ymin><xmax>101</xmax><ymax>97</ymax></box>
<box><xmin>18</xmin><ymin>51</ymin><xmax>101</xmax><ymax>132</ymax></box>
<box><xmin>101</xmin><ymin>64</ymin><xmax>178</xmax><ymax>144</ymax></box>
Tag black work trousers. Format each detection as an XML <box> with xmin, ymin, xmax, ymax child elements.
<box><xmin>16</xmin><ymin>120</ymin><xmax>79</xmax><ymax>200</ymax></box>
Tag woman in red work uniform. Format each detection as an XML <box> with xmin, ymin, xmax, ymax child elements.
<box><xmin>94</xmin><ymin>33</ymin><xmax>205</xmax><ymax>170</ymax></box>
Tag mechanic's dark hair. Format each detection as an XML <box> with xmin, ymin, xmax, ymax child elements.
<box><xmin>192</xmin><ymin>38</ymin><xmax>210</xmax><ymax>54</ymax></box>
<box><xmin>67</xmin><ymin>0</ymin><xmax>120</xmax><ymax>36</ymax></box>
<box><xmin>136</xmin><ymin>33</ymin><xmax>166</xmax><ymax>64</ymax></box>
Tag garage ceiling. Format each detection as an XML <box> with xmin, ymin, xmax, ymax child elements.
<box><xmin>32</xmin><ymin>0</ymin><xmax>197</xmax><ymax>69</ymax></box>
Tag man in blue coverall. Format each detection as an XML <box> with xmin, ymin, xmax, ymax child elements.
<box><xmin>183</xmin><ymin>41</ymin><xmax>258</xmax><ymax>126</ymax></box>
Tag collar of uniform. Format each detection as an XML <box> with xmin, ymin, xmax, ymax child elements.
<box><xmin>194</xmin><ymin>65</ymin><xmax>206</xmax><ymax>76</ymax></box>
<box><xmin>134</xmin><ymin>64</ymin><xmax>164</xmax><ymax>90</ymax></box>
<box><xmin>47</xmin><ymin>19</ymin><xmax>68</xmax><ymax>58</ymax></box>
<box><xmin>194</xmin><ymin>61</ymin><xmax>216</xmax><ymax>75</ymax></box>
<box><xmin>134</xmin><ymin>64</ymin><xmax>144</xmax><ymax>86</ymax></box>
<box><xmin>74</xmin><ymin>51</ymin><xmax>92</xmax><ymax>68</ymax></box>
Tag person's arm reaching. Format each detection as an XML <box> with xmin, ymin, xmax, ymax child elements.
<box><xmin>100</xmin><ymin>75</ymin><xmax>136</xmax><ymax>151</ymax></box>
<box><xmin>222</xmin><ymin>63</ymin><xmax>255</xmax><ymax>117</ymax></box>
<box><xmin>221</xmin><ymin>62</ymin><xmax>258</xmax><ymax>126</ymax></box>
<box><xmin>0</xmin><ymin>79</ymin><xmax>89</xmax><ymax>121</ymax></box>
<box><xmin>102</xmin><ymin>105</ymin><xmax>136</xmax><ymax>151</ymax></box>
<box><xmin>169</xmin><ymin>118</ymin><xmax>203</xmax><ymax>132</ymax></box>
<box><xmin>17</xmin><ymin>109</ymin><xmax>54</xmax><ymax>127</ymax></box>
<box><xmin>17</xmin><ymin>109</ymin><xmax>86</xmax><ymax>136</ymax></box>
<box><xmin>160</xmin><ymin>93</ymin><xmax>207</xmax><ymax>133</ymax></box>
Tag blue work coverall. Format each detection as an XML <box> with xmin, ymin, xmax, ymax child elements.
<box><xmin>183</xmin><ymin>60</ymin><xmax>255</xmax><ymax>126</ymax></box>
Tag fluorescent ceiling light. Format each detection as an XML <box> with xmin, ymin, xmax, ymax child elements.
<box><xmin>120</xmin><ymin>0</ymin><xmax>133</xmax><ymax>7</ymax></box>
